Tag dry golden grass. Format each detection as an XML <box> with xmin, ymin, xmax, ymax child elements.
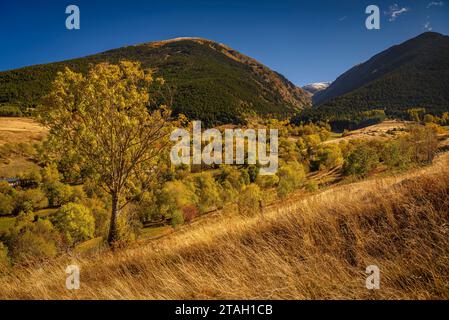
<box><xmin>0</xmin><ymin>117</ymin><xmax>47</xmax><ymax>146</ymax></box>
<box><xmin>1</xmin><ymin>155</ymin><xmax>449</xmax><ymax>299</ymax></box>
<box><xmin>0</xmin><ymin>117</ymin><xmax>47</xmax><ymax>177</ymax></box>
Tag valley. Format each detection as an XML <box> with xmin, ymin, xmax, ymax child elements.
<box><xmin>1</xmin><ymin>29</ymin><xmax>449</xmax><ymax>301</ymax></box>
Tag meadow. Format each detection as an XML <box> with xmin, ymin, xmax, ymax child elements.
<box><xmin>1</xmin><ymin>150</ymin><xmax>448</xmax><ymax>299</ymax></box>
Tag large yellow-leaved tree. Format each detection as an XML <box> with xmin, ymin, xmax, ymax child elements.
<box><xmin>39</xmin><ymin>61</ymin><xmax>172</xmax><ymax>244</ymax></box>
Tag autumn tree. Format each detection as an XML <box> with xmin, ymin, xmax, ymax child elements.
<box><xmin>38</xmin><ymin>61</ymin><xmax>172</xmax><ymax>244</ymax></box>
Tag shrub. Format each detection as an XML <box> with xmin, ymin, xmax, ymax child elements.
<box><xmin>0</xmin><ymin>105</ymin><xmax>22</xmax><ymax>117</ymax></box>
<box><xmin>305</xmin><ymin>181</ymin><xmax>319</xmax><ymax>192</ymax></box>
<box><xmin>217</xmin><ymin>166</ymin><xmax>245</xmax><ymax>190</ymax></box>
<box><xmin>383</xmin><ymin>139</ymin><xmax>413</xmax><ymax>170</ymax></box>
<box><xmin>170</xmin><ymin>210</ymin><xmax>184</xmax><ymax>227</ymax></box>
<box><xmin>182</xmin><ymin>204</ymin><xmax>198</xmax><ymax>223</ymax></box>
<box><xmin>343</xmin><ymin>143</ymin><xmax>380</xmax><ymax>178</ymax></box>
<box><xmin>408</xmin><ymin>124</ymin><xmax>439</xmax><ymax>164</ymax></box>
<box><xmin>247</xmin><ymin>165</ymin><xmax>259</xmax><ymax>183</ymax></box>
<box><xmin>51</xmin><ymin>203</ymin><xmax>95</xmax><ymax>246</ymax></box>
<box><xmin>256</xmin><ymin>174</ymin><xmax>279</xmax><ymax>189</ymax></box>
<box><xmin>0</xmin><ymin>242</ymin><xmax>9</xmax><ymax>268</ymax></box>
<box><xmin>316</xmin><ymin>144</ymin><xmax>344</xmax><ymax>170</ymax></box>
<box><xmin>157</xmin><ymin>180</ymin><xmax>197</xmax><ymax>226</ymax></box>
<box><xmin>19</xmin><ymin>168</ymin><xmax>42</xmax><ymax>186</ymax></box>
<box><xmin>43</xmin><ymin>182</ymin><xmax>73</xmax><ymax>207</ymax></box>
<box><xmin>83</xmin><ymin>197</ymin><xmax>110</xmax><ymax>238</ymax></box>
<box><xmin>116</xmin><ymin>206</ymin><xmax>142</xmax><ymax>243</ymax></box>
<box><xmin>191</xmin><ymin>172</ymin><xmax>221</xmax><ymax>213</ymax></box>
<box><xmin>238</xmin><ymin>184</ymin><xmax>262</xmax><ymax>216</ymax></box>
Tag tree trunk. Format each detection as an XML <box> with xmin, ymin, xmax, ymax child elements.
<box><xmin>107</xmin><ymin>192</ymin><xmax>120</xmax><ymax>245</ymax></box>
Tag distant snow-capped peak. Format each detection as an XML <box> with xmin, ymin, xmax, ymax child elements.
<box><xmin>302</xmin><ymin>82</ymin><xmax>331</xmax><ymax>94</ymax></box>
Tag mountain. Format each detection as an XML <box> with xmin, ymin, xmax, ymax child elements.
<box><xmin>302</xmin><ymin>82</ymin><xmax>331</xmax><ymax>95</ymax></box>
<box><xmin>309</xmin><ymin>32</ymin><xmax>449</xmax><ymax>122</ymax></box>
<box><xmin>0</xmin><ymin>37</ymin><xmax>311</xmax><ymax>126</ymax></box>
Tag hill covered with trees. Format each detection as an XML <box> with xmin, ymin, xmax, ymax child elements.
<box><xmin>303</xmin><ymin>32</ymin><xmax>449</xmax><ymax>129</ymax></box>
<box><xmin>0</xmin><ymin>38</ymin><xmax>311</xmax><ymax>127</ymax></box>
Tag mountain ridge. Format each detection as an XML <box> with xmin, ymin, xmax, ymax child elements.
<box><xmin>0</xmin><ymin>37</ymin><xmax>311</xmax><ymax>126</ymax></box>
<box><xmin>313</xmin><ymin>32</ymin><xmax>449</xmax><ymax>107</ymax></box>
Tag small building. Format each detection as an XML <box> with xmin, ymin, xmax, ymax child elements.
<box><xmin>0</xmin><ymin>178</ymin><xmax>22</xmax><ymax>187</ymax></box>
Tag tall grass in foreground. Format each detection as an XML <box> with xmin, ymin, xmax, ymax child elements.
<box><xmin>1</xmin><ymin>158</ymin><xmax>449</xmax><ymax>299</ymax></box>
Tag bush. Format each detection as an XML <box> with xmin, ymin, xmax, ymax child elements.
<box><xmin>51</xmin><ymin>203</ymin><xmax>95</xmax><ymax>246</ymax></box>
<box><xmin>305</xmin><ymin>181</ymin><xmax>319</xmax><ymax>192</ymax></box>
<box><xmin>170</xmin><ymin>210</ymin><xmax>184</xmax><ymax>227</ymax></box>
<box><xmin>43</xmin><ymin>182</ymin><xmax>73</xmax><ymax>207</ymax></box>
<box><xmin>316</xmin><ymin>144</ymin><xmax>343</xmax><ymax>170</ymax></box>
<box><xmin>0</xmin><ymin>181</ymin><xmax>14</xmax><ymax>195</ymax></box>
<box><xmin>343</xmin><ymin>143</ymin><xmax>380</xmax><ymax>178</ymax></box>
<box><xmin>14</xmin><ymin>188</ymin><xmax>48</xmax><ymax>213</ymax></box>
<box><xmin>0</xmin><ymin>193</ymin><xmax>14</xmax><ymax>216</ymax></box>
<box><xmin>238</xmin><ymin>184</ymin><xmax>262</xmax><ymax>216</ymax></box>
<box><xmin>0</xmin><ymin>105</ymin><xmax>22</xmax><ymax>117</ymax></box>
<box><xmin>256</xmin><ymin>174</ymin><xmax>279</xmax><ymax>189</ymax></box>
<box><xmin>157</xmin><ymin>180</ymin><xmax>197</xmax><ymax>226</ymax></box>
<box><xmin>217</xmin><ymin>166</ymin><xmax>245</xmax><ymax>190</ymax></box>
<box><xmin>8</xmin><ymin>218</ymin><xmax>59</xmax><ymax>264</ymax></box>
<box><xmin>182</xmin><ymin>204</ymin><xmax>198</xmax><ymax>223</ymax></box>
<box><xmin>219</xmin><ymin>180</ymin><xmax>239</xmax><ymax>205</ymax></box>
<box><xmin>247</xmin><ymin>165</ymin><xmax>259</xmax><ymax>183</ymax></box>
<box><xmin>83</xmin><ymin>197</ymin><xmax>110</xmax><ymax>238</ymax></box>
<box><xmin>0</xmin><ymin>242</ymin><xmax>9</xmax><ymax>268</ymax></box>
<box><xmin>191</xmin><ymin>172</ymin><xmax>221</xmax><ymax>213</ymax></box>
<box><xmin>277</xmin><ymin>162</ymin><xmax>306</xmax><ymax>198</ymax></box>
<box><xmin>19</xmin><ymin>168</ymin><xmax>42</xmax><ymax>186</ymax></box>
<box><xmin>407</xmin><ymin>124</ymin><xmax>439</xmax><ymax>164</ymax></box>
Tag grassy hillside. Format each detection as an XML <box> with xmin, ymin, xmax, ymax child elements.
<box><xmin>0</xmin><ymin>38</ymin><xmax>311</xmax><ymax>127</ymax></box>
<box><xmin>1</xmin><ymin>153</ymin><xmax>448</xmax><ymax>299</ymax></box>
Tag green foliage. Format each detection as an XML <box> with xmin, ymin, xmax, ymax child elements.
<box><xmin>343</xmin><ymin>142</ymin><xmax>381</xmax><ymax>178</ymax></box>
<box><xmin>83</xmin><ymin>197</ymin><xmax>110</xmax><ymax>238</ymax></box>
<box><xmin>19</xmin><ymin>168</ymin><xmax>42</xmax><ymax>185</ymax></box>
<box><xmin>299</xmin><ymin>109</ymin><xmax>387</xmax><ymax>132</ymax></box>
<box><xmin>407</xmin><ymin>108</ymin><xmax>426</xmax><ymax>122</ymax></box>
<box><xmin>247</xmin><ymin>165</ymin><xmax>259</xmax><ymax>183</ymax></box>
<box><xmin>256</xmin><ymin>174</ymin><xmax>279</xmax><ymax>189</ymax></box>
<box><xmin>217</xmin><ymin>165</ymin><xmax>246</xmax><ymax>190</ymax></box>
<box><xmin>43</xmin><ymin>182</ymin><xmax>73</xmax><ymax>207</ymax></box>
<box><xmin>1</xmin><ymin>40</ymin><xmax>309</xmax><ymax>126</ymax></box>
<box><xmin>238</xmin><ymin>184</ymin><xmax>262</xmax><ymax>216</ymax></box>
<box><xmin>170</xmin><ymin>210</ymin><xmax>184</xmax><ymax>228</ymax></box>
<box><xmin>158</xmin><ymin>180</ymin><xmax>197</xmax><ymax>226</ymax></box>
<box><xmin>277</xmin><ymin>161</ymin><xmax>306</xmax><ymax>198</ymax></box>
<box><xmin>14</xmin><ymin>188</ymin><xmax>48</xmax><ymax>213</ymax></box>
<box><xmin>305</xmin><ymin>181</ymin><xmax>319</xmax><ymax>192</ymax></box>
<box><xmin>312</xmin><ymin>144</ymin><xmax>344</xmax><ymax>171</ymax></box>
<box><xmin>0</xmin><ymin>193</ymin><xmax>14</xmax><ymax>216</ymax></box>
<box><xmin>51</xmin><ymin>203</ymin><xmax>95</xmax><ymax>246</ymax></box>
<box><xmin>307</xmin><ymin>33</ymin><xmax>449</xmax><ymax>130</ymax></box>
<box><xmin>0</xmin><ymin>105</ymin><xmax>22</xmax><ymax>117</ymax></box>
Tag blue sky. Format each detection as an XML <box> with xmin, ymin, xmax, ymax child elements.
<box><xmin>0</xmin><ymin>0</ymin><xmax>448</xmax><ymax>86</ymax></box>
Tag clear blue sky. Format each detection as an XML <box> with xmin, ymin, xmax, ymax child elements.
<box><xmin>1</xmin><ymin>0</ymin><xmax>448</xmax><ymax>86</ymax></box>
